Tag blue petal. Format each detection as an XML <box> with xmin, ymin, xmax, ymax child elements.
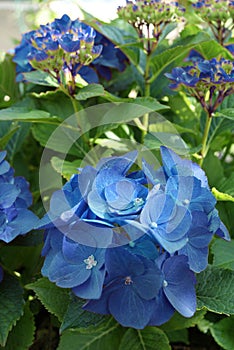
<box><xmin>5</xmin><ymin>209</ymin><xmax>38</xmax><ymax>242</ymax></box>
<box><xmin>0</xmin><ymin>184</ymin><xmax>20</xmax><ymax>208</ymax></box>
<box><xmin>109</xmin><ymin>286</ymin><xmax>154</xmax><ymax>329</ymax></box>
<box><xmin>106</xmin><ymin>247</ymin><xmax>144</xmax><ymax>278</ymax></box>
<box><xmin>134</xmin><ymin>266</ymin><xmax>163</xmax><ymax>300</ymax></box>
<box><xmin>160</xmin><ymin>146</ymin><xmax>208</xmax><ymax>187</ymax></box>
<box><xmin>43</xmin><ymin>251</ymin><xmax>90</xmax><ymax>288</ymax></box>
<box><xmin>72</xmin><ymin>266</ymin><xmax>106</xmax><ymax>299</ymax></box>
<box><xmin>163</xmin><ymin>255</ymin><xmax>196</xmax><ymax>317</ymax></box>
<box><xmin>148</xmin><ymin>291</ymin><xmax>175</xmax><ymax>326</ymax></box>
<box><xmin>62</xmin><ymin>237</ymin><xmax>96</xmax><ymax>264</ymax></box>
<box><xmin>65</xmin><ymin>221</ymin><xmax>113</xmax><ymax>248</ymax></box>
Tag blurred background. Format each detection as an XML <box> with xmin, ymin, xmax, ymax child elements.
<box><xmin>0</xmin><ymin>0</ymin><xmax>126</xmax><ymax>51</ymax></box>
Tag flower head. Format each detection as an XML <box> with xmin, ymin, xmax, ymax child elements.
<box><xmin>39</xmin><ymin>147</ymin><xmax>229</xmax><ymax>328</ymax></box>
<box><xmin>13</xmin><ymin>15</ymin><xmax>102</xmax><ymax>86</ymax></box>
<box><xmin>13</xmin><ymin>14</ymin><xmax>128</xmax><ymax>87</ymax></box>
<box><xmin>165</xmin><ymin>58</ymin><xmax>234</xmax><ymax>114</ymax></box>
<box><xmin>192</xmin><ymin>0</ymin><xmax>234</xmax><ymax>44</ymax></box>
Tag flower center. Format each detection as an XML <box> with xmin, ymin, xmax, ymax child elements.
<box><xmin>183</xmin><ymin>199</ymin><xmax>190</xmax><ymax>205</ymax></box>
<box><xmin>133</xmin><ymin>197</ymin><xmax>144</xmax><ymax>206</ymax></box>
<box><xmin>151</xmin><ymin>221</ymin><xmax>158</xmax><ymax>229</ymax></box>
<box><xmin>84</xmin><ymin>255</ymin><xmax>97</xmax><ymax>270</ymax></box>
<box><xmin>163</xmin><ymin>280</ymin><xmax>168</xmax><ymax>287</ymax></box>
<box><xmin>125</xmin><ymin>276</ymin><xmax>133</xmax><ymax>285</ymax></box>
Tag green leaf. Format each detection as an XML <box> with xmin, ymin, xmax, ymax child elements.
<box><xmin>0</xmin><ymin>304</ymin><xmax>35</xmax><ymax>350</ymax></box>
<box><xmin>195</xmin><ymin>40</ymin><xmax>233</xmax><ymax>60</ymax></box>
<box><xmin>133</xmin><ymin>97</ymin><xmax>169</xmax><ymax>111</ymax></box>
<box><xmin>32</xmin><ymin>124</ymin><xmax>83</xmax><ymax>157</ymax></box>
<box><xmin>212</xmin><ymin>187</ymin><xmax>234</xmax><ymax>202</ymax></box>
<box><xmin>216</xmin><ymin>108</ymin><xmax>234</xmax><ymax>121</ymax></box>
<box><xmin>119</xmin><ymin>327</ymin><xmax>171</xmax><ymax>350</ymax></box>
<box><xmin>26</xmin><ymin>277</ymin><xmax>70</xmax><ymax>321</ymax></box>
<box><xmin>196</xmin><ymin>265</ymin><xmax>234</xmax><ymax>314</ymax></box>
<box><xmin>202</xmin><ymin>151</ymin><xmax>224</xmax><ymax>187</ymax></box>
<box><xmin>0</xmin><ymin>274</ymin><xmax>25</xmax><ymax>346</ymax></box>
<box><xmin>31</xmin><ymin>90</ymin><xmax>75</xmax><ymax>121</ymax></box>
<box><xmin>22</xmin><ymin>70</ymin><xmax>59</xmax><ymax>87</ymax></box>
<box><xmin>150</xmin><ymin>44</ymin><xmax>195</xmax><ymax>82</ymax></box>
<box><xmin>218</xmin><ymin>173</ymin><xmax>234</xmax><ymax>197</ymax></box>
<box><xmin>0</xmin><ymin>124</ymin><xmax>20</xmax><ymax>149</ymax></box>
<box><xmin>205</xmin><ymin>116</ymin><xmax>233</xmax><ymax>150</ymax></box>
<box><xmin>75</xmin><ymin>84</ymin><xmax>105</xmax><ymax>100</ymax></box>
<box><xmin>99</xmin><ymin>101</ymin><xmax>167</xmax><ymax>126</ymax></box>
<box><xmin>51</xmin><ymin>157</ymin><xmax>81</xmax><ymax>180</ymax></box>
<box><xmin>0</xmin><ymin>53</ymin><xmax>20</xmax><ymax>108</ymax></box>
<box><xmin>5</xmin><ymin>123</ymin><xmax>31</xmax><ymax>162</ymax></box>
<box><xmin>103</xmin><ymin>94</ymin><xmax>169</xmax><ymax>112</ymax></box>
<box><xmin>160</xmin><ymin>310</ymin><xmax>206</xmax><ymax>332</ymax></box>
<box><xmin>211</xmin><ymin>239</ymin><xmax>234</xmax><ymax>270</ymax></box>
<box><xmin>60</xmin><ymin>296</ymin><xmax>107</xmax><ymax>332</ymax></box>
<box><xmin>58</xmin><ymin>318</ymin><xmax>124</xmax><ymax>350</ymax></box>
<box><xmin>165</xmin><ymin>329</ymin><xmax>189</xmax><ymax>345</ymax></box>
<box><xmin>0</xmin><ymin>107</ymin><xmax>60</xmax><ymax>124</ymax></box>
<box><xmin>210</xmin><ymin>316</ymin><xmax>234</xmax><ymax>350</ymax></box>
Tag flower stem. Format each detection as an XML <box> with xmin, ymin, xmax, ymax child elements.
<box><xmin>199</xmin><ymin>112</ymin><xmax>212</xmax><ymax>167</ymax></box>
<box><xmin>141</xmin><ymin>54</ymin><xmax>151</xmax><ymax>142</ymax></box>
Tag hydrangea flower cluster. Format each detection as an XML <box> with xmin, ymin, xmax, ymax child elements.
<box><xmin>0</xmin><ymin>151</ymin><xmax>38</xmax><ymax>243</ymax></box>
<box><xmin>39</xmin><ymin>147</ymin><xmax>229</xmax><ymax>329</ymax></box>
<box><xmin>165</xmin><ymin>57</ymin><xmax>234</xmax><ymax>115</ymax></box>
<box><xmin>13</xmin><ymin>14</ymin><xmax>127</xmax><ymax>90</ymax></box>
<box><xmin>117</xmin><ymin>0</ymin><xmax>185</xmax><ymax>50</ymax></box>
<box><xmin>192</xmin><ymin>0</ymin><xmax>234</xmax><ymax>45</ymax></box>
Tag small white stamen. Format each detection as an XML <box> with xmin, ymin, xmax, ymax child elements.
<box><xmin>151</xmin><ymin>222</ymin><xmax>158</xmax><ymax>229</ymax></box>
<box><xmin>84</xmin><ymin>255</ymin><xmax>97</xmax><ymax>270</ymax></box>
<box><xmin>183</xmin><ymin>199</ymin><xmax>190</xmax><ymax>205</ymax></box>
<box><xmin>134</xmin><ymin>197</ymin><xmax>144</xmax><ymax>206</ymax></box>
<box><xmin>125</xmin><ymin>276</ymin><xmax>133</xmax><ymax>285</ymax></box>
<box><xmin>163</xmin><ymin>280</ymin><xmax>168</xmax><ymax>288</ymax></box>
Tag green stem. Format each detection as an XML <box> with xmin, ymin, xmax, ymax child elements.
<box><xmin>199</xmin><ymin>113</ymin><xmax>212</xmax><ymax>167</ymax></box>
<box><xmin>141</xmin><ymin>54</ymin><xmax>151</xmax><ymax>142</ymax></box>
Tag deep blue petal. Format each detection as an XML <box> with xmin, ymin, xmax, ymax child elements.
<box><xmin>106</xmin><ymin>247</ymin><xmax>144</xmax><ymax>278</ymax></box>
<box><xmin>109</xmin><ymin>286</ymin><xmax>154</xmax><ymax>329</ymax></box>
<box><xmin>148</xmin><ymin>291</ymin><xmax>175</xmax><ymax>326</ymax></box>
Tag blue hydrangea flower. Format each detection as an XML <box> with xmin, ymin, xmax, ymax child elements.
<box><xmin>87</xmin><ymin>151</ymin><xmax>148</xmax><ymax>223</ymax></box>
<box><xmin>165</xmin><ymin>58</ymin><xmax>234</xmax><ymax>114</ymax></box>
<box><xmin>140</xmin><ymin>189</ymin><xmax>192</xmax><ymax>253</ymax></box>
<box><xmin>42</xmin><ymin>227</ymin><xmax>109</xmax><ymax>299</ymax></box>
<box><xmin>13</xmin><ymin>14</ymin><xmax>127</xmax><ymax>85</ymax></box>
<box><xmin>83</xmin><ymin>247</ymin><xmax>163</xmax><ymax>329</ymax></box>
<box><xmin>0</xmin><ymin>151</ymin><xmax>38</xmax><ymax>243</ymax></box>
<box><xmin>39</xmin><ymin>146</ymin><xmax>230</xmax><ymax>328</ymax></box>
<box><xmin>159</xmin><ymin>146</ymin><xmax>230</xmax><ymax>242</ymax></box>
<box><xmin>13</xmin><ymin>15</ymin><xmax>102</xmax><ymax>85</ymax></box>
